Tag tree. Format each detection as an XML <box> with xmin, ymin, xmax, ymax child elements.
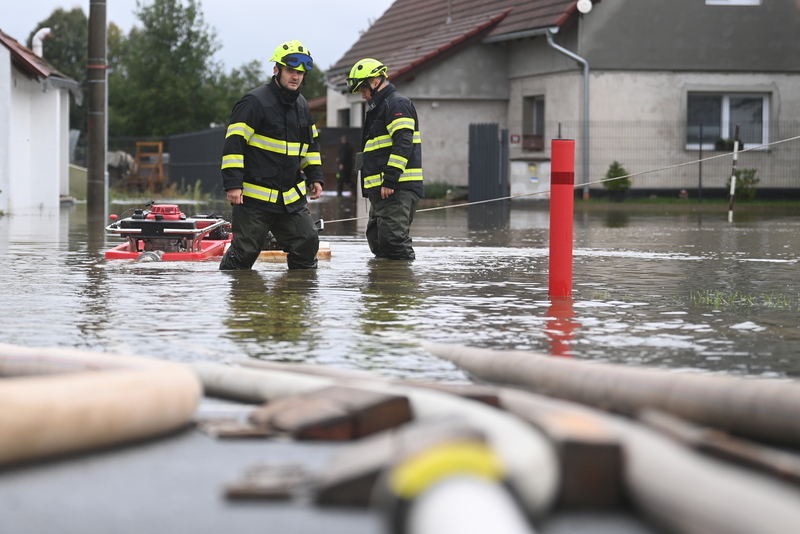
<box><xmin>30</xmin><ymin>9</ymin><xmax>89</xmax><ymax>140</ymax></box>
<box><xmin>210</xmin><ymin>60</ymin><xmax>267</xmax><ymax>126</ymax></box>
<box><xmin>111</xmin><ymin>0</ymin><xmax>222</xmax><ymax>137</ymax></box>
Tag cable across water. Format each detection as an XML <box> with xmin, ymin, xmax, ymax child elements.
<box><xmin>322</xmin><ymin>134</ymin><xmax>800</xmax><ymax>225</ymax></box>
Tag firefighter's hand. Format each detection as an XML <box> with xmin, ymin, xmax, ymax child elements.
<box><xmin>381</xmin><ymin>186</ymin><xmax>394</xmax><ymax>199</ymax></box>
<box><xmin>227</xmin><ymin>188</ymin><xmax>243</xmax><ymax>204</ymax></box>
<box><xmin>309</xmin><ymin>182</ymin><xmax>323</xmax><ymax>200</ymax></box>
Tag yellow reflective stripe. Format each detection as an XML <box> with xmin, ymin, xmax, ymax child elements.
<box><xmin>413</xmin><ymin>131</ymin><xmax>422</xmax><ymax>143</ymax></box>
<box><xmin>363</xmin><ymin>173</ymin><xmax>383</xmax><ymax>189</ymax></box>
<box><xmin>387</xmin><ymin>154</ymin><xmax>408</xmax><ymax>171</ymax></box>
<box><xmin>387</xmin><ymin>117</ymin><xmax>415</xmax><ymax>135</ymax></box>
<box><xmin>398</xmin><ymin>168</ymin><xmax>423</xmax><ymax>182</ymax></box>
<box><xmin>286</xmin><ymin>142</ymin><xmax>302</xmax><ymax>156</ymax></box>
<box><xmin>301</xmin><ymin>151</ymin><xmax>321</xmax><ymax>169</ymax></box>
<box><xmin>242</xmin><ymin>182</ymin><xmax>279</xmax><ymax>203</ymax></box>
<box><xmin>312</xmin><ymin>125</ymin><xmax>319</xmax><ymax>138</ymax></box>
<box><xmin>365</xmin><ymin>135</ymin><xmax>392</xmax><ymax>152</ymax></box>
<box><xmin>249</xmin><ymin>133</ymin><xmax>286</xmax><ymax>153</ymax></box>
<box><xmin>389</xmin><ymin>441</ymin><xmax>504</xmax><ymax>500</ymax></box>
<box><xmin>283</xmin><ymin>181</ymin><xmax>306</xmax><ymax>205</ymax></box>
<box><xmin>221</xmin><ymin>154</ymin><xmax>244</xmax><ymax>169</ymax></box>
<box><xmin>248</xmin><ymin>135</ymin><xmax>303</xmax><ymax>156</ymax></box>
<box><xmin>226</xmin><ymin>122</ymin><xmax>254</xmax><ymax>140</ymax></box>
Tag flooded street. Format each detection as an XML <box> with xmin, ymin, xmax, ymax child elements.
<box><xmin>1</xmin><ymin>196</ymin><xmax>798</xmax><ymax>382</ymax></box>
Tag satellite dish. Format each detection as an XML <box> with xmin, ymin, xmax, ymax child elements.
<box><xmin>577</xmin><ymin>0</ymin><xmax>593</xmax><ymax>14</ymax></box>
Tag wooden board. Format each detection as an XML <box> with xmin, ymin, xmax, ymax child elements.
<box><xmin>258</xmin><ymin>241</ymin><xmax>331</xmax><ymax>262</ymax></box>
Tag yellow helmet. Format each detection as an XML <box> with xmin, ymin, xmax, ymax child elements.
<box><xmin>270</xmin><ymin>40</ymin><xmax>314</xmax><ymax>72</ymax></box>
<box><xmin>346</xmin><ymin>58</ymin><xmax>388</xmax><ymax>93</ymax></box>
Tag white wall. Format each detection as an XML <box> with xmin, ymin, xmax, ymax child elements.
<box><xmin>2</xmin><ymin>59</ymin><xmax>68</xmax><ymax>214</ymax></box>
<box><xmin>0</xmin><ymin>46</ymin><xmax>10</xmax><ymax>213</ymax></box>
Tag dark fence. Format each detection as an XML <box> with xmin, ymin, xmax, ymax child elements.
<box><xmin>168</xmin><ymin>127</ymin><xmax>226</xmax><ymax>197</ymax></box>
<box><xmin>110</xmin><ymin>126</ymin><xmax>361</xmax><ymax>197</ymax></box>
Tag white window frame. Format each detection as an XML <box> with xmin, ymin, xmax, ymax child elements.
<box><xmin>686</xmin><ymin>93</ymin><xmax>770</xmax><ymax>151</ymax></box>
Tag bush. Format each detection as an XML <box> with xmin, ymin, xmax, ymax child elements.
<box><xmin>424</xmin><ymin>181</ymin><xmax>451</xmax><ymax>199</ymax></box>
<box><xmin>726</xmin><ymin>168</ymin><xmax>759</xmax><ymax>201</ymax></box>
<box><xmin>603</xmin><ymin>161</ymin><xmax>631</xmax><ymax>191</ymax></box>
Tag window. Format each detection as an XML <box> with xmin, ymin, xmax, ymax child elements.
<box><xmin>706</xmin><ymin>0</ymin><xmax>761</xmax><ymax>5</ymax></box>
<box><xmin>337</xmin><ymin>108</ymin><xmax>351</xmax><ymax>127</ymax></box>
<box><xmin>522</xmin><ymin>96</ymin><xmax>545</xmax><ymax>151</ymax></box>
<box><xmin>686</xmin><ymin>93</ymin><xmax>769</xmax><ymax>150</ymax></box>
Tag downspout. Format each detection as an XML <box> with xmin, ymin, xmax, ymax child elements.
<box><xmin>546</xmin><ymin>29</ymin><xmax>590</xmax><ymax>199</ymax></box>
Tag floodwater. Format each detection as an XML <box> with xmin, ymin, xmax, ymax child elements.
<box><xmin>1</xmin><ymin>195</ymin><xmax>798</xmax><ymax>382</ymax></box>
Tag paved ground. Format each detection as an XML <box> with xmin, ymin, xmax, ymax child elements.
<box><xmin>0</xmin><ymin>399</ymin><xmax>658</xmax><ymax>534</ymax></box>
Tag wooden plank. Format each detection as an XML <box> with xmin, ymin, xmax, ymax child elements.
<box><xmin>250</xmin><ymin>396</ymin><xmax>353</xmax><ymax>440</ymax></box>
<box><xmin>248</xmin><ymin>385</ymin><xmax>411</xmax><ymax>441</ymax></box>
<box><xmin>257</xmin><ymin>241</ymin><xmax>331</xmax><ymax>262</ymax></box>
<box><xmin>499</xmin><ymin>389</ymin><xmax>623</xmax><ymax>508</ymax></box>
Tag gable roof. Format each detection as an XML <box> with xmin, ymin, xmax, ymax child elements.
<box><xmin>328</xmin><ymin>0</ymin><xmax>593</xmax><ymax>85</ymax></box>
<box><xmin>0</xmin><ymin>29</ymin><xmax>81</xmax><ymax>101</ymax></box>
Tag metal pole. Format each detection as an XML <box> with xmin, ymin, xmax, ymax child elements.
<box><xmin>698</xmin><ymin>124</ymin><xmax>703</xmax><ymax>204</ymax></box>
<box><xmin>87</xmin><ymin>0</ymin><xmax>107</xmax><ymax>224</ymax></box>
<box><xmin>728</xmin><ymin>125</ymin><xmax>740</xmax><ymax>223</ymax></box>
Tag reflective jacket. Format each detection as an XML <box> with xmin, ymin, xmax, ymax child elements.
<box><xmin>221</xmin><ymin>78</ymin><xmax>323</xmax><ymax>213</ymax></box>
<box><xmin>360</xmin><ymin>83</ymin><xmax>424</xmax><ymax>199</ymax></box>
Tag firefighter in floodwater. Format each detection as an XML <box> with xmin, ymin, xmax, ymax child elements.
<box><xmin>347</xmin><ymin>58</ymin><xmax>424</xmax><ymax>260</ymax></box>
<box><xmin>219</xmin><ymin>39</ymin><xmax>323</xmax><ymax>270</ymax></box>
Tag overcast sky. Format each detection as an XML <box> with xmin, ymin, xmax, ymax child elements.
<box><xmin>3</xmin><ymin>0</ymin><xmax>395</xmax><ymax>71</ymax></box>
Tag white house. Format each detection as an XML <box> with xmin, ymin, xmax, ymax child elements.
<box><xmin>0</xmin><ymin>29</ymin><xmax>80</xmax><ymax>215</ymax></box>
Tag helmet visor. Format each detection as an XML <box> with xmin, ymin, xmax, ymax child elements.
<box><xmin>346</xmin><ymin>77</ymin><xmax>367</xmax><ymax>94</ymax></box>
<box><xmin>282</xmin><ymin>53</ymin><xmax>313</xmax><ymax>71</ymax></box>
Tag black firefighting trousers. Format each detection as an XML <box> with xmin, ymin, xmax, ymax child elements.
<box><xmin>219</xmin><ymin>203</ymin><xmax>319</xmax><ymax>270</ymax></box>
<box><xmin>366</xmin><ymin>189</ymin><xmax>419</xmax><ymax>260</ymax></box>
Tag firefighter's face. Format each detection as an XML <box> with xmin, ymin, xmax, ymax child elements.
<box><xmin>275</xmin><ymin>65</ymin><xmax>305</xmax><ymax>91</ymax></box>
<box><xmin>358</xmin><ymin>78</ymin><xmax>377</xmax><ymax>100</ymax></box>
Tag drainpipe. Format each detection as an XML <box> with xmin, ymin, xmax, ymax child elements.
<box><xmin>546</xmin><ymin>29</ymin><xmax>590</xmax><ymax>199</ymax></box>
<box><xmin>32</xmin><ymin>27</ymin><xmax>51</xmax><ymax>57</ymax></box>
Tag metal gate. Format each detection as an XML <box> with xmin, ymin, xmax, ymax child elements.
<box><xmin>468</xmin><ymin>123</ymin><xmax>509</xmax><ymax>202</ymax></box>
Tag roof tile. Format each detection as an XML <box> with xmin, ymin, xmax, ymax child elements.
<box><xmin>331</xmin><ymin>0</ymin><xmax>583</xmax><ymax>78</ymax></box>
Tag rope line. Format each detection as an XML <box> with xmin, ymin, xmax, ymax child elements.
<box><xmin>322</xmin><ymin>134</ymin><xmax>800</xmax><ymax>224</ymax></box>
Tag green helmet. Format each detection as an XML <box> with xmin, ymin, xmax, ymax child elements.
<box><xmin>270</xmin><ymin>40</ymin><xmax>314</xmax><ymax>72</ymax></box>
<box><xmin>346</xmin><ymin>58</ymin><xmax>388</xmax><ymax>93</ymax></box>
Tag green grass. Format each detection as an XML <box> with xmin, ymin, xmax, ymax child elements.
<box><xmin>109</xmin><ymin>178</ymin><xmax>210</xmax><ymax>202</ymax></box>
<box><xmin>690</xmin><ymin>290</ymin><xmax>795</xmax><ymax>309</ymax></box>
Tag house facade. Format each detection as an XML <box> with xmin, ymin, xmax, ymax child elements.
<box><xmin>326</xmin><ymin>0</ymin><xmax>800</xmax><ymax>199</ymax></box>
<box><xmin>0</xmin><ymin>30</ymin><xmax>79</xmax><ymax>214</ymax></box>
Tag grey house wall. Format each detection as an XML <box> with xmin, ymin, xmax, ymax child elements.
<box><xmin>503</xmin><ymin>0</ymin><xmax>800</xmax><ymax>195</ymax></box>
<box><xmin>327</xmin><ymin>0</ymin><xmax>800</xmax><ymax>196</ymax></box>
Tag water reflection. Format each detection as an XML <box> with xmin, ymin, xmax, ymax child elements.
<box><xmin>468</xmin><ymin>201</ymin><xmax>509</xmax><ymax>231</ymax></box>
<box><xmin>224</xmin><ymin>269</ymin><xmax>320</xmax><ymax>357</ymax></box>
<box><xmin>359</xmin><ymin>259</ymin><xmax>423</xmax><ymax>334</ymax></box>
<box><xmin>1</xmin><ymin>198</ymin><xmax>799</xmax><ymax>381</ymax></box>
<box><xmin>604</xmin><ymin>210</ymin><xmax>629</xmax><ymax>228</ymax></box>
<box><xmin>546</xmin><ymin>299</ymin><xmax>577</xmax><ymax>357</ymax></box>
